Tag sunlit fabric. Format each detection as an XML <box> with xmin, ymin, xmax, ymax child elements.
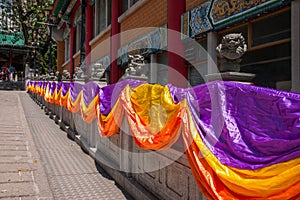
<box><xmin>54</xmin><ymin>82</ymin><xmax>62</xmax><ymax>105</ymax></box>
<box><xmin>26</xmin><ymin>79</ymin><xmax>300</xmax><ymax>200</ymax></box>
<box><xmin>182</xmin><ymin>81</ymin><xmax>300</xmax><ymax>170</ymax></box>
<box><xmin>44</xmin><ymin>82</ymin><xmax>50</xmax><ymax>102</ymax></box>
<box><xmin>38</xmin><ymin>82</ymin><xmax>46</xmax><ymax>97</ymax></box>
<box><xmin>183</xmin><ymin>106</ymin><xmax>300</xmax><ymax>199</ymax></box>
<box><xmin>32</xmin><ymin>82</ymin><xmax>40</xmax><ymax>94</ymax></box>
<box><xmin>60</xmin><ymin>82</ymin><xmax>70</xmax><ymax>108</ymax></box>
<box><xmin>48</xmin><ymin>82</ymin><xmax>57</xmax><ymax>104</ymax></box>
<box><xmin>121</xmin><ymin>84</ymin><xmax>182</xmax><ymax>150</ymax></box>
<box><xmin>99</xmin><ymin>79</ymin><xmax>144</xmax><ymax>115</ymax></box>
<box><xmin>67</xmin><ymin>82</ymin><xmax>82</xmax><ymax>113</ymax></box>
<box><xmin>96</xmin><ymin>80</ymin><xmax>144</xmax><ymax>137</ymax></box>
<box><xmin>81</xmin><ymin>82</ymin><xmax>100</xmax><ymax>123</ymax></box>
<box><xmin>97</xmin><ymin>98</ymin><xmax>124</xmax><ymax>137</ymax></box>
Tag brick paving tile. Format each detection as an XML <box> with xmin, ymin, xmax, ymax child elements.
<box><xmin>0</xmin><ymin>91</ymin><xmax>133</xmax><ymax>200</ymax></box>
<box><xmin>19</xmin><ymin>91</ymin><xmax>133</xmax><ymax>200</ymax></box>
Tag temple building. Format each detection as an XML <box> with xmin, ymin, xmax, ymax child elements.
<box><xmin>24</xmin><ymin>1</ymin><xmax>300</xmax><ymax>199</ymax></box>
<box><xmin>49</xmin><ymin>0</ymin><xmax>299</xmax><ymax>91</ymax></box>
<box><xmin>0</xmin><ymin>30</ymin><xmax>29</xmax><ymax>79</ymax></box>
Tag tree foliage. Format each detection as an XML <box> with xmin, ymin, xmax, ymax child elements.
<box><xmin>0</xmin><ymin>0</ymin><xmax>57</xmax><ymax>74</ymax></box>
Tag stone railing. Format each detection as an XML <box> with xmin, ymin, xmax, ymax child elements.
<box><xmin>28</xmin><ymin>81</ymin><xmax>204</xmax><ymax>200</ymax></box>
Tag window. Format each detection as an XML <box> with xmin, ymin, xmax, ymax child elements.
<box><xmin>93</xmin><ymin>0</ymin><xmax>99</xmax><ymax>36</ymax></box>
<box><xmin>75</xmin><ymin>22</ymin><xmax>81</xmax><ymax>53</ymax></box>
<box><xmin>218</xmin><ymin>9</ymin><xmax>290</xmax><ymax>51</ymax></box>
<box><xmin>252</xmin><ymin>11</ymin><xmax>290</xmax><ymax>47</ymax></box>
<box><xmin>65</xmin><ymin>36</ymin><xmax>70</xmax><ymax>61</ymax></box>
<box><xmin>94</xmin><ymin>0</ymin><xmax>111</xmax><ymax>36</ymax></box>
<box><xmin>121</xmin><ymin>0</ymin><xmax>140</xmax><ymax>14</ymax></box>
<box><xmin>242</xmin><ymin>42</ymin><xmax>291</xmax><ymax>89</ymax></box>
<box><xmin>217</xmin><ymin>8</ymin><xmax>291</xmax><ymax>90</ymax></box>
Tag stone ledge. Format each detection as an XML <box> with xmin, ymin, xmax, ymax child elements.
<box><xmin>206</xmin><ymin>72</ymin><xmax>256</xmax><ymax>82</ymax></box>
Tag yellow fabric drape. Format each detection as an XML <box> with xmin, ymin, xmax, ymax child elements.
<box><xmin>54</xmin><ymin>87</ymin><xmax>62</xmax><ymax>105</ymax></box>
<box><xmin>121</xmin><ymin>84</ymin><xmax>182</xmax><ymax>150</ymax></box>
<box><xmin>44</xmin><ymin>84</ymin><xmax>50</xmax><ymax>102</ymax></box>
<box><xmin>81</xmin><ymin>95</ymin><xmax>99</xmax><ymax>123</ymax></box>
<box><xmin>60</xmin><ymin>88</ymin><xmax>70</xmax><ymax>108</ymax></box>
<box><xmin>28</xmin><ymin>80</ymin><xmax>300</xmax><ymax>200</ymax></box>
<box><xmin>96</xmin><ymin>98</ymin><xmax>124</xmax><ymax>137</ymax></box>
<box><xmin>182</xmin><ymin>106</ymin><xmax>300</xmax><ymax>199</ymax></box>
<box><xmin>67</xmin><ymin>91</ymin><xmax>82</xmax><ymax>113</ymax></box>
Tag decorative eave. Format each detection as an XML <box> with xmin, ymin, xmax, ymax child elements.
<box><xmin>64</xmin><ymin>0</ymin><xmax>78</xmax><ymax>15</ymax></box>
<box><xmin>53</xmin><ymin>0</ymin><xmax>65</xmax><ymax>16</ymax></box>
<box><xmin>0</xmin><ymin>44</ymin><xmax>32</xmax><ymax>55</ymax></box>
<box><xmin>0</xmin><ymin>32</ymin><xmax>25</xmax><ymax>46</ymax></box>
<box><xmin>0</xmin><ymin>44</ymin><xmax>29</xmax><ymax>49</ymax></box>
<box><xmin>52</xmin><ymin>0</ymin><xmax>72</xmax><ymax>30</ymax></box>
<box><xmin>181</xmin><ymin>0</ymin><xmax>291</xmax><ymax>39</ymax></box>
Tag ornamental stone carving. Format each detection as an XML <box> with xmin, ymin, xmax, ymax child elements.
<box><xmin>73</xmin><ymin>67</ymin><xmax>84</xmax><ymax>81</ymax></box>
<box><xmin>125</xmin><ymin>54</ymin><xmax>147</xmax><ymax>78</ymax></box>
<box><xmin>61</xmin><ymin>70</ymin><xmax>70</xmax><ymax>81</ymax></box>
<box><xmin>216</xmin><ymin>33</ymin><xmax>247</xmax><ymax>72</ymax></box>
<box><xmin>90</xmin><ymin>63</ymin><xmax>105</xmax><ymax>81</ymax></box>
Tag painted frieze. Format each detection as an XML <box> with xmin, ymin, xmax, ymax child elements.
<box><xmin>182</xmin><ymin>0</ymin><xmax>291</xmax><ymax>38</ymax></box>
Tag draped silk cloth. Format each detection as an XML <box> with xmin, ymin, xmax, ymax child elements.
<box><xmin>81</xmin><ymin>82</ymin><xmax>100</xmax><ymax>123</ymax></box>
<box><xmin>67</xmin><ymin>82</ymin><xmax>82</xmax><ymax>113</ymax></box>
<box><xmin>60</xmin><ymin>82</ymin><xmax>70</xmax><ymax>108</ymax></box>
<box><xmin>179</xmin><ymin>81</ymin><xmax>300</xmax><ymax>199</ymax></box>
<box><xmin>26</xmin><ymin>80</ymin><xmax>300</xmax><ymax>200</ymax></box>
<box><xmin>121</xmin><ymin>84</ymin><xmax>183</xmax><ymax>150</ymax></box>
<box><xmin>44</xmin><ymin>82</ymin><xmax>51</xmax><ymax>102</ymax></box>
<box><xmin>49</xmin><ymin>82</ymin><xmax>57</xmax><ymax>103</ymax></box>
<box><xmin>183</xmin><ymin>106</ymin><xmax>300</xmax><ymax>199</ymax></box>
<box><xmin>37</xmin><ymin>81</ymin><xmax>45</xmax><ymax>96</ymax></box>
<box><xmin>97</xmin><ymin>79</ymin><xmax>144</xmax><ymax>136</ymax></box>
<box><xmin>182</xmin><ymin>81</ymin><xmax>300</xmax><ymax>170</ymax></box>
<box><xmin>54</xmin><ymin>82</ymin><xmax>62</xmax><ymax>105</ymax></box>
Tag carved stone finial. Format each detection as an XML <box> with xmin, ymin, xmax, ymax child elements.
<box><xmin>61</xmin><ymin>70</ymin><xmax>70</xmax><ymax>81</ymax></box>
<box><xmin>216</xmin><ymin>33</ymin><xmax>247</xmax><ymax>72</ymax></box>
<box><xmin>73</xmin><ymin>67</ymin><xmax>84</xmax><ymax>81</ymax></box>
<box><xmin>90</xmin><ymin>63</ymin><xmax>105</xmax><ymax>81</ymax></box>
<box><xmin>54</xmin><ymin>71</ymin><xmax>62</xmax><ymax>81</ymax></box>
<box><xmin>125</xmin><ymin>54</ymin><xmax>147</xmax><ymax>77</ymax></box>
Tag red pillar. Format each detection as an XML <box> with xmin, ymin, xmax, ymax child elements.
<box><xmin>69</xmin><ymin>21</ymin><xmax>75</xmax><ymax>81</ymax></box>
<box><xmin>110</xmin><ymin>0</ymin><xmax>120</xmax><ymax>84</ymax></box>
<box><xmin>9</xmin><ymin>51</ymin><xmax>12</xmax><ymax>66</ymax></box>
<box><xmin>85</xmin><ymin>0</ymin><xmax>93</xmax><ymax>82</ymax></box>
<box><xmin>69</xmin><ymin>2</ymin><xmax>80</xmax><ymax>82</ymax></box>
<box><xmin>167</xmin><ymin>0</ymin><xmax>187</xmax><ymax>87</ymax></box>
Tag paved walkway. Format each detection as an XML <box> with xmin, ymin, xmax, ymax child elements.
<box><xmin>0</xmin><ymin>91</ymin><xmax>132</xmax><ymax>200</ymax></box>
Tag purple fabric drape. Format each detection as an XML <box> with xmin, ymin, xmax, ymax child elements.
<box><xmin>82</xmin><ymin>82</ymin><xmax>100</xmax><ymax>106</ymax></box>
<box><xmin>61</xmin><ymin>82</ymin><xmax>70</xmax><ymax>96</ymax></box>
<box><xmin>169</xmin><ymin>81</ymin><xmax>300</xmax><ymax>170</ymax></box>
<box><xmin>99</xmin><ymin>79</ymin><xmax>145</xmax><ymax>115</ymax></box>
<box><xmin>69</xmin><ymin>82</ymin><xmax>83</xmax><ymax>102</ymax></box>
<box><xmin>49</xmin><ymin>82</ymin><xmax>56</xmax><ymax>96</ymax></box>
<box><xmin>56</xmin><ymin>82</ymin><xmax>62</xmax><ymax>92</ymax></box>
